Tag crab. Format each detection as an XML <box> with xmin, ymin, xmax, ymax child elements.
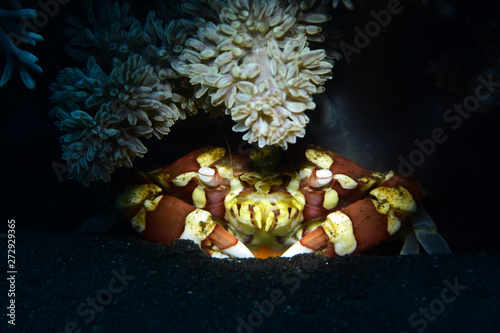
<box><xmin>115</xmin><ymin>145</ymin><xmax>450</xmax><ymax>258</ymax></box>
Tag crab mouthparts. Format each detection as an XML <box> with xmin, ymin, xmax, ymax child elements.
<box><xmin>243</xmin><ymin>201</ymin><xmax>281</xmax><ymax>232</ymax></box>
<box><xmin>229</xmin><ymin>194</ymin><xmax>303</xmax><ymax>233</ymax></box>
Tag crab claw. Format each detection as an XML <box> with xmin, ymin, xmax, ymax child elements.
<box><xmin>181</xmin><ymin>209</ymin><xmax>254</xmax><ymax>258</ymax></box>
<box><xmin>282</xmin><ymin>227</ymin><xmax>328</xmax><ymax>257</ymax></box>
<box><xmin>283</xmin><ymin>181</ymin><xmax>421</xmax><ymax>257</ymax></box>
<box><xmin>283</xmin><ymin>205</ymin><xmax>452</xmax><ymax>257</ymax></box>
<box><xmin>282</xmin><ymin>210</ymin><xmax>356</xmax><ymax>257</ymax></box>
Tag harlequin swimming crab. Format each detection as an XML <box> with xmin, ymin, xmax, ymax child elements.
<box><xmin>115</xmin><ymin>145</ymin><xmax>450</xmax><ymax>258</ymax></box>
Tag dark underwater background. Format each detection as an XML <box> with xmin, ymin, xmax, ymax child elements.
<box><xmin>1</xmin><ymin>0</ymin><xmax>499</xmax><ymax>332</ymax></box>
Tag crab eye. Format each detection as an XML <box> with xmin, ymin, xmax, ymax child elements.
<box><xmin>315</xmin><ymin>169</ymin><xmax>333</xmax><ymax>187</ymax></box>
<box><xmin>198</xmin><ymin>167</ymin><xmax>218</xmax><ymax>186</ymax></box>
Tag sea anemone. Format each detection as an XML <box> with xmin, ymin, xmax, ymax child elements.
<box><xmin>50</xmin><ymin>105</ymin><xmax>147</xmax><ymax>185</ymax></box>
<box><xmin>174</xmin><ymin>0</ymin><xmax>335</xmax><ymax>148</ymax></box>
<box><xmin>51</xmin><ymin>0</ymin><xmax>341</xmax><ymax>184</ymax></box>
<box><xmin>0</xmin><ymin>0</ymin><xmax>43</xmax><ymax>89</ymax></box>
<box><xmin>50</xmin><ymin>1</ymin><xmax>197</xmax><ymax>185</ymax></box>
<box><xmin>50</xmin><ymin>53</ymin><xmax>189</xmax><ymax>185</ymax></box>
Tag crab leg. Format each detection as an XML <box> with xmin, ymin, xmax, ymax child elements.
<box><xmin>283</xmin><ymin>175</ymin><xmax>421</xmax><ymax>257</ymax></box>
<box><xmin>401</xmin><ymin>208</ymin><xmax>451</xmax><ymax>255</ymax></box>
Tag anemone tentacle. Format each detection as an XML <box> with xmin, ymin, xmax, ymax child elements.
<box><xmin>0</xmin><ymin>1</ymin><xmax>43</xmax><ymax>89</ymax></box>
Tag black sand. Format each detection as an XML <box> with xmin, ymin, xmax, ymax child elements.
<box><xmin>4</xmin><ymin>227</ymin><xmax>499</xmax><ymax>333</ymax></box>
